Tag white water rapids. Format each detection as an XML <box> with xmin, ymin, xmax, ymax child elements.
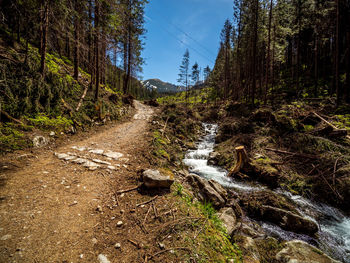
<box><xmin>183</xmin><ymin>123</ymin><xmax>350</xmax><ymax>263</ymax></box>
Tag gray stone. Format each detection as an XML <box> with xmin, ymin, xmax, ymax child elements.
<box><xmin>33</xmin><ymin>136</ymin><xmax>48</xmax><ymax>148</ymax></box>
<box><xmin>143</xmin><ymin>169</ymin><xmax>174</xmax><ymax>189</ymax></box>
<box><xmin>92</xmin><ymin>159</ymin><xmax>111</xmax><ymax>165</ymax></box>
<box><xmin>98</xmin><ymin>254</ymin><xmax>111</xmax><ymax>263</ymax></box>
<box><xmin>89</xmin><ymin>149</ymin><xmax>104</xmax><ymax>155</ymax></box>
<box><xmin>117</xmin><ymin>221</ymin><xmax>123</xmax><ymax>227</ymax></box>
<box><xmin>218</xmin><ymin>207</ymin><xmax>237</xmax><ymax>236</ymax></box>
<box><xmin>103</xmin><ymin>151</ymin><xmax>123</xmax><ymax>160</ymax></box>
<box><xmin>276</xmin><ymin>240</ymin><xmax>341</xmax><ymax>263</ymax></box>
<box><xmin>49</xmin><ymin>131</ymin><xmax>55</xmax><ymax>137</ymax></box>
<box><xmin>187</xmin><ymin>174</ymin><xmax>226</xmax><ymax>208</ymax></box>
<box><xmin>114</xmin><ymin>243</ymin><xmax>121</xmax><ymax>249</ymax></box>
<box><xmin>83</xmin><ymin>161</ymin><xmax>100</xmax><ymax>169</ymax></box>
<box><xmin>261</xmin><ymin>205</ymin><xmax>318</xmax><ymax>235</ymax></box>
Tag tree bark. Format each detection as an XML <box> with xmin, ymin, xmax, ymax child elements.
<box><xmin>73</xmin><ymin>0</ymin><xmax>80</xmax><ymax>80</ymax></box>
<box><xmin>265</xmin><ymin>0</ymin><xmax>273</xmax><ymax>105</ymax></box>
<box><xmin>335</xmin><ymin>0</ymin><xmax>341</xmax><ymax>106</ymax></box>
<box><xmin>39</xmin><ymin>0</ymin><xmax>49</xmax><ymax>77</ymax></box>
<box><xmin>251</xmin><ymin>0</ymin><xmax>259</xmax><ymax>105</ymax></box>
<box><xmin>94</xmin><ymin>0</ymin><xmax>100</xmax><ymax>101</ymax></box>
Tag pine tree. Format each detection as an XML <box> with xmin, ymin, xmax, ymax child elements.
<box><xmin>178</xmin><ymin>49</ymin><xmax>190</xmax><ymax>104</ymax></box>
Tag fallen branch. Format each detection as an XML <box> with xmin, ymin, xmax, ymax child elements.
<box><xmin>0</xmin><ymin>110</ymin><xmax>23</xmax><ymax>124</ymax></box>
<box><xmin>265</xmin><ymin>148</ymin><xmax>318</xmax><ymax>159</ymax></box>
<box><xmin>161</xmin><ymin>116</ymin><xmax>170</xmax><ymax>136</ymax></box>
<box><xmin>75</xmin><ymin>85</ymin><xmax>88</xmax><ymax>112</ymax></box>
<box><xmin>116</xmin><ymin>185</ymin><xmax>139</xmax><ymax>194</ymax></box>
<box><xmin>152</xmin><ymin>202</ymin><xmax>158</xmax><ymax>219</ymax></box>
<box><xmin>148</xmin><ymin>247</ymin><xmax>191</xmax><ymax>260</ymax></box>
<box><xmin>136</xmin><ymin>195</ymin><xmax>158</xmax><ymax>207</ymax></box>
<box><xmin>143</xmin><ymin>205</ymin><xmax>152</xmax><ymax>225</ymax></box>
<box><xmin>313</xmin><ymin>111</ymin><xmax>350</xmax><ymax>140</ymax></box>
<box><xmin>128</xmin><ymin>239</ymin><xmax>142</xmax><ymax>249</ymax></box>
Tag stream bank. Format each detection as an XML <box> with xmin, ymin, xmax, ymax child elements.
<box><xmin>183</xmin><ymin>122</ymin><xmax>349</xmax><ymax>263</ymax></box>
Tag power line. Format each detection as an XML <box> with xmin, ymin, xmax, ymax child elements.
<box><xmin>154</xmin><ymin>12</ymin><xmax>217</xmax><ymax>57</ymax></box>
<box><xmin>145</xmin><ymin>15</ymin><xmax>215</xmax><ymax>65</ymax></box>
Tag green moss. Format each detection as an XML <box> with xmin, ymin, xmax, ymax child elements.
<box><xmin>27</xmin><ymin>114</ymin><xmax>73</xmax><ymax>131</ymax></box>
<box><xmin>0</xmin><ymin>124</ymin><xmax>32</xmax><ymax>152</ymax></box>
<box><xmin>171</xmin><ymin>182</ymin><xmax>242</xmax><ymax>262</ymax></box>
<box><xmin>303</xmin><ymin>124</ymin><xmax>314</xmax><ymax>132</ymax></box>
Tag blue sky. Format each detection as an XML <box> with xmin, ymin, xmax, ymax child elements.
<box><xmin>141</xmin><ymin>0</ymin><xmax>233</xmax><ymax>84</ymax></box>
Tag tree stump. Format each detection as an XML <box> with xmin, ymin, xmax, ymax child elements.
<box><xmin>227</xmin><ymin>146</ymin><xmax>249</xmax><ymax>177</ymax></box>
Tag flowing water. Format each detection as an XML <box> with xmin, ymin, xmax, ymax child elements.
<box><xmin>183</xmin><ymin>123</ymin><xmax>350</xmax><ymax>263</ymax></box>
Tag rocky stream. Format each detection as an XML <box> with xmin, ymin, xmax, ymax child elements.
<box><xmin>183</xmin><ymin>123</ymin><xmax>350</xmax><ymax>263</ymax></box>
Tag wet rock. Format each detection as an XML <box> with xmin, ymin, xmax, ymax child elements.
<box><xmin>261</xmin><ymin>205</ymin><xmax>318</xmax><ymax>235</ymax></box>
<box><xmin>187</xmin><ymin>174</ymin><xmax>226</xmax><ymax>208</ymax></box>
<box><xmin>275</xmin><ymin>240</ymin><xmax>341</xmax><ymax>263</ymax></box>
<box><xmin>218</xmin><ymin>207</ymin><xmax>237</xmax><ymax>236</ymax></box>
<box><xmin>142</xmin><ymin>169</ymin><xmax>174</xmax><ymax>189</ymax></box>
<box><xmin>33</xmin><ymin>136</ymin><xmax>48</xmax><ymax>148</ymax></box>
<box><xmin>208</xmin><ymin>151</ymin><xmax>220</xmax><ymax>165</ymax></box>
<box><xmin>98</xmin><ymin>254</ymin><xmax>111</xmax><ymax>263</ymax></box>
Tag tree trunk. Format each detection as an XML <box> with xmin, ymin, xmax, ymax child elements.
<box><xmin>335</xmin><ymin>0</ymin><xmax>341</xmax><ymax>106</ymax></box>
<box><xmin>39</xmin><ymin>0</ymin><xmax>49</xmax><ymax>77</ymax></box>
<box><xmin>251</xmin><ymin>0</ymin><xmax>259</xmax><ymax>105</ymax></box>
<box><xmin>346</xmin><ymin>30</ymin><xmax>350</xmax><ymax>102</ymax></box>
<box><xmin>73</xmin><ymin>0</ymin><xmax>80</xmax><ymax>80</ymax></box>
<box><xmin>314</xmin><ymin>29</ymin><xmax>319</xmax><ymax>97</ymax></box>
<box><xmin>94</xmin><ymin>1</ymin><xmax>100</xmax><ymax>101</ymax></box>
<box><xmin>265</xmin><ymin>0</ymin><xmax>273</xmax><ymax>104</ymax></box>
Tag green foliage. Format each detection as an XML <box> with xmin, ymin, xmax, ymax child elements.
<box><xmin>26</xmin><ymin>115</ymin><xmax>73</xmax><ymax>131</ymax></box>
<box><xmin>0</xmin><ymin>124</ymin><xmax>32</xmax><ymax>152</ymax></box>
<box><xmin>171</xmin><ymin>182</ymin><xmax>242</xmax><ymax>263</ymax></box>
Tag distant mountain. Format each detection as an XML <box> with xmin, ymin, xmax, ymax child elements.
<box><xmin>142</xmin><ymin>79</ymin><xmax>185</xmax><ymax>94</ymax></box>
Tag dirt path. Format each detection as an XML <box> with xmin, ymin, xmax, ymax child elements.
<box><xmin>0</xmin><ymin>101</ymin><xmax>155</xmax><ymax>263</ymax></box>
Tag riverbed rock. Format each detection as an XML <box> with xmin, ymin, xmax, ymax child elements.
<box><xmin>142</xmin><ymin>169</ymin><xmax>174</xmax><ymax>189</ymax></box>
<box><xmin>218</xmin><ymin>207</ymin><xmax>237</xmax><ymax>236</ymax></box>
<box><xmin>208</xmin><ymin>151</ymin><xmax>220</xmax><ymax>165</ymax></box>
<box><xmin>261</xmin><ymin>205</ymin><xmax>318</xmax><ymax>235</ymax></box>
<box><xmin>187</xmin><ymin>174</ymin><xmax>226</xmax><ymax>208</ymax></box>
<box><xmin>275</xmin><ymin>240</ymin><xmax>342</xmax><ymax>263</ymax></box>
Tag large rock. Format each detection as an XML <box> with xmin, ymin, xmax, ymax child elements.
<box><xmin>32</xmin><ymin>135</ymin><xmax>48</xmax><ymax>148</ymax></box>
<box><xmin>208</xmin><ymin>151</ymin><xmax>220</xmax><ymax>165</ymax></box>
<box><xmin>187</xmin><ymin>174</ymin><xmax>227</xmax><ymax>208</ymax></box>
<box><xmin>261</xmin><ymin>205</ymin><xmax>318</xmax><ymax>235</ymax></box>
<box><xmin>142</xmin><ymin>169</ymin><xmax>174</xmax><ymax>189</ymax></box>
<box><xmin>218</xmin><ymin>207</ymin><xmax>237</xmax><ymax>236</ymax></box>
<box><xmin>276</xmin><ymin>240</ymin><xmax>341</xmax><ymax>263</ymax></box>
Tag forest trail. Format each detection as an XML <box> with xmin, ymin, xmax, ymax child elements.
<box><xmin>0</xmin><ymin>101</ymin><xmax>155</xmax><ymax>263</ymax></box>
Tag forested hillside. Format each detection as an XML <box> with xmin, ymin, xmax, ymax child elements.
<box><xmin>209</xmin><ymin>0</ymin><xmax>350</xmax><ymax>106</ymax></box>
<box><xmin>0</xmin><ymin>0</ymin><xmax>152</xmax><ymax>152</ymax></box>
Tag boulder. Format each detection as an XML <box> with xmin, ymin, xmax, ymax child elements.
<box><xmin>208</xmin><ymin>152</ymin><xmax>221</xmax><ymax>165</ymax></box>
<box><xmin>276</xmin><ymin>240</ymin><xmax>342</xmax><ymax>263</ymax></box>
<box><xmin>32</xmin><ymin>135</ymin><xmax>48</xmax><ymax>148</ymax></box>
<box><xmin>187</xmin><ymin>174</ymin><xmax>226</xmax><ymax>208</ymax></box>
<box><xmin>261</xmin><ymin>205</ymin><xmax>318</xmax><ymax>236</ymax></box>
<box><xmin>142</xmin><ymin>169</ymin><xmax>174</xmax><ymax>189</ymax></box>
<box><xmin>218</xmin><ymin>207</ymin><xmax>237</xmax><ymax>236</ymax></box>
